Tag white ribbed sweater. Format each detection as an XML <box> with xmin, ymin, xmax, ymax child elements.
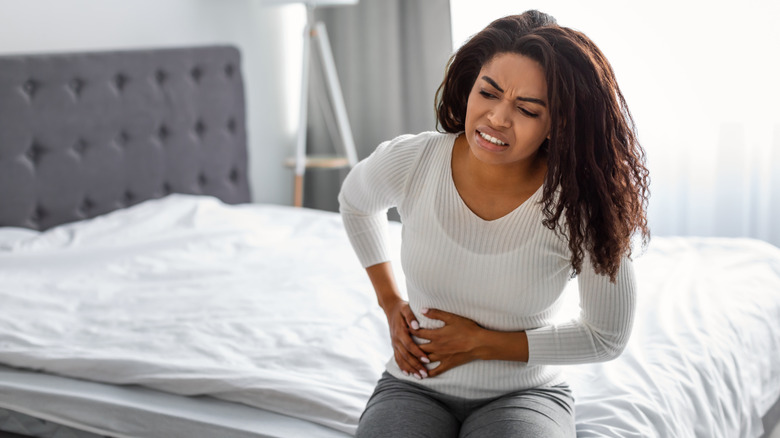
<box><xmin>338</xmin><ymin>131</ymin><xmax>636</xmax><ymax>398</ymax></box>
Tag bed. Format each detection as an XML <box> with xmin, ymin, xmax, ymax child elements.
<box><xmin>0</xmin><ymin>46</ymin><xmax>779</xmax><ymax>438</ymax></box>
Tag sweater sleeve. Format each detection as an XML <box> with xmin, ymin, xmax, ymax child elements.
<box><xmin>525</xmin><ymin>254</ymin><xmax>637</xmax><ymax>365</ymax></box>
<box><xmin>338</xmin><ymin>133</ymin><xmax>423</xmax><ymax>268</ymax></box>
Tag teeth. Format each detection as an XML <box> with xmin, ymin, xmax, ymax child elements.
<box><xmin>479</xmin><ymin>131</ymin><xmax>507</xmax><ymax>146</ymax></box>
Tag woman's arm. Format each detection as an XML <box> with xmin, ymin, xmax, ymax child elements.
<box><xmin>413</xmin><ymin>256</ymin><xmax>636</xmax><ymax>377</ymax></box>
<box><xmin>366</xmin><ymin>262</ymin><xmax>431</xmax><ymax>379</ymax></box>
<box><xmin>525</xmin><ymin>256</ymin><xmax>636</xmax><ymax>365</ymax></box>
<box><xmin>411</xmin><ymin>308</ymin><xmax>529</xmax><ymax>378</ymax></box>
<box><xmin>338</xmin><ymin>134</ymin><xmax>433</xmax><ymax>377</ymax></box>
<box><xmin>338</xmin><ymin>134</ymin><xmax>418</xmax><ymax>268</ymax></box>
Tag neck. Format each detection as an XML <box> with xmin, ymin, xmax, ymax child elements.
<box><xmin>455</xmin><ymin>135</ymin><xmax>546</xmax><ymax>194</ymax></box>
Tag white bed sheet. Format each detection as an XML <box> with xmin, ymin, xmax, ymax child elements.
<box><xmin>0</xmin><ymin>364</ymin><xmax>349</xmax><ymax>438</ymax></box>
<box><xmin>1</xmin><ymin>195</ymin><xmax>779</xmax><ymax>437</ymax></box>
<box><xmin>563</xmin><ymin>237</ymin><xmax>780</xmax><ymax>437</ymax></box>
<box><xmin>0</xmin><ymin>195</ymin><xmax>395</xmax><ymax>435</ymax></box>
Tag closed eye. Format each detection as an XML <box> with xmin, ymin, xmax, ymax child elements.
<box><xmin>519</xmin><ymin>107</ymin><xmax>539</xmax><ymax>118</ymax></box>
<box><xmin>481</xmin><ymin>89</ymin><xmax>539</xmax><ymax>118</ymax></box>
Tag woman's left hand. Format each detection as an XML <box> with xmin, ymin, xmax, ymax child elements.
<box><xmin>411</xmin><ymin>308</ymin><xmax>485</xmax><ymax>378</ymax></box>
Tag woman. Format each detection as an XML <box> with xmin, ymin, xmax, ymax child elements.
<box><xmin>339</xmin><ymin>10</ymin><xmax>649</xmax><ymax>437</ymax></box>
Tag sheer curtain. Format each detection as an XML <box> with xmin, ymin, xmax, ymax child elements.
<box><xmin>302</xmin><ymin>0</ymin><xmax>452</xmax><ymax>212</ymax></box>
<box><xmin>451</xmin><ymin>0</ymin><xmax>780</xmax><ymax>247</ymax></box>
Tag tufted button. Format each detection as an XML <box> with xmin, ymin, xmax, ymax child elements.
<box><xmin>31</xmin><ymin>205</ymin><xmax>47</xmax><ymax>223</ymax></box>
<box><xmin>115</xmin><ymin>131</ymin><xmax>130</xmax><ymax>148</ymax></box>
<box><xmin>25</xmin><ymin>141</ymin><xmax>45</xmax><ymax>165</ymax></box>
<box><xmin>79</xmin><ymin>197</ymin><xmax>95</xmax><ymax>216</ymax></box>
<box><xmin>226</xmin><ymin>117</ymin><xmax>237</xmax><ymax>134</ymax></box>
<box><xmin>197</xmin><ymin>173</ymin><xmax>208</xmax><ymax>187</ymax></box>
<box><xmin>194</xmin><ymin>120</ymin><xmax>206</xmax><ymax>139</ymax></box>
<box><xmin>68</xmin><ymin>77</ymin><xmax>85</xmax><ymax>99</ymax></box>
<box><xmin>225</xmin><ymin>63</ymin><xmax>235</xmax><ymax>78</ymax></box>
<box><xmin>123</xmin><ymin>190</ymin><xmax>135</xmax><ymax>205</ymax></box>
<box><xmin>114</xmin><ymin>73</ymin><xmax>128</xmax><ymax>92</ymax></box>
<box><xmin>229</xmin><ymin>168</ymin><xmax>240</xmax><ymax>184</ymax></box>
<box><xmin>157</xmin><ymin>125</ymin><xmax>170</xmax><ymax>143</ymax></box>
<box><xmin>73</xmin><ymin>138</ymin><xmax>89</xmax><ymax>157</ymax></box>
<box><xmin>21</xmin><ymin>78</ymin><xmax>40</xmax><ymax>99</ymax></box>
<box><xmin>155</xmin><ymin>70</ymin><xmax>167</xmax><ymax>86</ymax></box>
<box><xmin>190</xmin><ymin>66</ymin><xmax>203</xmax><ymax>83</ymax></box>
<box><xmin>162</xmin><ymin>182</ymin><xmax>172</xmax><ymax>195</ymax></box>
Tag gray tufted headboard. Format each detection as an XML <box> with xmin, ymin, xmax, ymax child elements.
<box><xmin>0</xmin><ymin>45</ymin><xmax>251</xmax><ymax>230</ymax></box>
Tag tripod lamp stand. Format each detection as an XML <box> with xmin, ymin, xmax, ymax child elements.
<box><xmin>267</xmin><ymin>0</ymin><xmax>359</xmax><ymax>207</ymax></box>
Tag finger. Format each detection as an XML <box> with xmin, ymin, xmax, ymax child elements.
<box><xmin>427</xmin><ymin>359</ymin><xmax>453</xmax><ymax>378</ymax></box>
<box><xmin>418</xmin><ymin>342</ymin><xmax>436</xmax><ymax>354</ymax></box>
<box><xmin>394</xmin><ymin>349</ymin><xmax>421</xmax><ymax>378</ymax></box>
<box><xmin>421</xmin><ymin>307</ymin><xmax>453</xmax><ymax>322</ymax></box>
<box><xmin>398</xmin><ymin>323</ymin><xmax>430</xmax><ymax>364</ymax></box>
<box><xmin>411</xmin><ymin>327</ymin><xmax>438</xmax><ymax>340</ymax></box>
<box><xmin>401</xmin><ymin>335</ymin><xmax>431</xmax><ymax>367</ymax></box>
<box><xmin>395</xmin><ymin>334</ymin><xmax>430</xmax><ymax>375</ymax></box>
<box><xmin>393</xmin><ymin>342</ymin><xmax>419</xmax><ymax>373</ymax></box>
<box><xmin>399</xmin><ymin>354</ymin><xmax>429</xmax><ymax>380</ymax></box>
<box><xmin>400</xmin><ymin>305</ymin><xmax>420</xmax><ymax>331</ymax></box>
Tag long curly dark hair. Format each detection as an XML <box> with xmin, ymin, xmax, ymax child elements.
<box><xmin>436</xmin><ymin>11</ymin><xmax>650</xmax><ymax>281</ymax></box>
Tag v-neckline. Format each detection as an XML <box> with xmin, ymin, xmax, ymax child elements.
<box><xmin>446</xmin><ymin>135</ymin><xmax>543</xmax><ymax>223</ymax></box>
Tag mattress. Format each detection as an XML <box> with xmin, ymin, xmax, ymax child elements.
<box><xmin>0</xmin><ymin>364</ymin><xmax>348</xmax><ymax>438</ymax></box>
<box><xmin>1</xmin><ymin>194</ymin><xmax>779</xmax><ymax>437</ymax></box>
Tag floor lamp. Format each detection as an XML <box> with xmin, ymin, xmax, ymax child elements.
<box><xmin>269</xmin><ymin>0</ymin><xmax>359</xmax><ymax>207</ymax></box>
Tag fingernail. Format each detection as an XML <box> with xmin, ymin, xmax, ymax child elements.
<box><xmin>419</xmin><ymin>370</ymin><xmax>428</xmax><ymax>378</ymax></box>
<box><xmin>414</xmin><ymin>373</ymin><xmax>422</xmax><ymax>380</ymax></box>
<box><xmin>421</xmin><ymin>357</ymin><xmax>430</xmax><ymax>364</ymax></box>
<box><xmin>421</xmin><ymin>307</ymin><xmax>429</xmax><ymax>314</ymax></box>
<box><xmin>410</xmin><ymin>320</ymin><xmax>419</xmax><ymax>330</ymax></box>
<box><xmin>402</xmin><ymin>370</ymin><xmax>409</xmax><ymax>377</ymax></box>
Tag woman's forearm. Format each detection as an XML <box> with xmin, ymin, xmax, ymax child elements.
<box><xmin>411</xmin><ymin>308</ymin><xmax>528</xmax><ymax>377</ymax></box>
<box><xmin>366</xmin><ymin>262</ymin><xmax>432</xmax><ymax>378</ymax></box>
<box><xmin>474</xmin><ymin>327</ymin><xmax>529</xmax><ymax>363</ymax></box>
<box><xmin>413</xmin><ymin>308</ymin><xmax>530</xmax><ymax>376</ymax></box>
<box><xmin>365</xmin><ymin>262</ymin><xmax>403</xmax><ymax>313</ymax></box>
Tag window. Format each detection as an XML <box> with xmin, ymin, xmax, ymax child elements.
<box><xmin>450</xmin><ymin>0</ymin><xmax>780</xmax><ymax>245</ymax></box>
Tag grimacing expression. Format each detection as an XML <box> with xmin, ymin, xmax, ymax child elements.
<box><xmin>464</xmin><ymin>52</ymin><xmax>551</xmax><ymax>167</ymax></box>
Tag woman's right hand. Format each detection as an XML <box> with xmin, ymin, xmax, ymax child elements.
<box><xmin>383</xmin><ymin>299</ymin><xmax>430</xmax><ymax>379</ymax></box>
<box><xmin>364</xmin><ymin>262</ymin><xmax>430</xmax><ymax>379</ymax></box>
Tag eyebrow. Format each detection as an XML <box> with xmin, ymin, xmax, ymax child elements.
<box><xmin>481</xmin><ymin>75</ymin><xmax>547</xmax><ymax>107</ymax></box>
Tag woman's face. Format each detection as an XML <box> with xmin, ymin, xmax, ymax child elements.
<box><xmin>464</xmin><ymin>52</ymin><xmax>551</xmax><ymax>167</ymax></box>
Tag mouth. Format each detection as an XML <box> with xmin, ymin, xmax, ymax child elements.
<box><xmin>475</xmin><ymin>130</ymin><xmax>509</xmax><ymax>150</ymax></box>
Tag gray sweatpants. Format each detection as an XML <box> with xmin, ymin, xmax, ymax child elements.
<box><xmin>357</xmin><ymin>372</ymin><xmax>575</xmax><ymax>438</ymax></box>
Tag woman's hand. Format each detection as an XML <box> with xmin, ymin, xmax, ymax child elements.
<box><xmin>411</xmin><ymin>308</ymin><xmax>485</xmax><ymax>378</ymax></box>
<box><xmin>383</xmin><ymin>299</ymin><xmax>431</xmax><ymax>380</ymax></box>
<box><xmin>412</xmin><ymin>308</ymin><xmax>530</xmax><ymax>377</ymax></box>
<box><xmin>364</xmin><ymin>262</ymin><xmax>431</xmax><ymax>379</ymax></box>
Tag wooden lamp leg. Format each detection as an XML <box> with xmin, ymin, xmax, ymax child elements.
<box><xmin>293</xmin><ymin>174</ymin><xmax>304</xmax><ymax>208</ymax></box>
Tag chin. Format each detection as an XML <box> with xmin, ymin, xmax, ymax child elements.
<box><xmin>470</xmin><ymin>146</ymin><xmax>510</xmax><ymax>166</ymax></box>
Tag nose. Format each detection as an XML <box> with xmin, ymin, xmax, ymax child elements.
<box><xmin>487</xmin><ymin>101</ymin><xmax>512</xmax><ymax>128</ymax></box>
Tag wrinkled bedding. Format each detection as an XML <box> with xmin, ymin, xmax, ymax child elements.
<box><xmin>1</xmin><ymin>195</ymin><xmax>778</xmax><ymax>437</ymax></box>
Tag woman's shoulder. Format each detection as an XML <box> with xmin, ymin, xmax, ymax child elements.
<box><xmin>375</xmin><ymin>131</ymin><xmax>455</xmax><ymax>154</ymax></box>
<box><xmin>367</xmin><ymin>131</ymin><xmax>456</xmax><ymax>169</ymax></box>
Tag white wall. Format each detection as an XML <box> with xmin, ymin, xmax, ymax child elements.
<box><xmin>0</xmin><ymin>0</ymin><xmax>307</xmax><ymax>206</ymax></box>
<box><xmin>450</xmin><ymin>1</ymin><xmax>780</xmax><ymax>245</ymax></box>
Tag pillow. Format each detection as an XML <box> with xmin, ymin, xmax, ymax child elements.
<box><xmin>0</xmin><ymin>227</ymin><xmax>40</xmax><ymax>250</ymax></box>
